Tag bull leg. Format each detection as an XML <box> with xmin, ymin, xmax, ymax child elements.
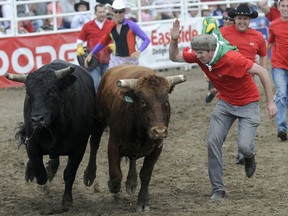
<box><xmin>62</xmin><ymin>148</ymin><xmax>86</xmax><ymax>210</ymax></box>
<box><xmin>46</xmin><ymin>157</ymin><xmax>60</xmax><ymax>182</ymax></box>
<box><xmin>136</xmin><ymin>147</ymin><xmax>162</xmax><ymax>212</ymax></box>
<box><xmin>125</xmin><ymin>159</ymin><xmax>138</xmax><ymax>194</ymax></box>
<box><xmin>84</xmin><ymin>126</ymin><xmax>104</xmax><ymax>187</ymax></box>
<box><xmin>27</xmin><ymin>144</ymin><xmax>47</xmax><ymax>185</ymax></box>
<box><xmin>108</xmin><ymin>140</ymin><xmax>122</xmax><ymax>193</ymax></box>
<box><xmin>25</xmin><ymin>159</ymin><xmax>35</xmax><ymax>182</ymax></box>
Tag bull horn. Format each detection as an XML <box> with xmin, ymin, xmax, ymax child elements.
<box><xmin>4</xmin><ymin>73</ymin><xmax>28</xmax><ymax>83</ymax></box>
<box><xmin>116</xmin><ymin>79</ymin><xmax>138</xmax><ymax>89</ymax></box>
<box><xmin>166</xmin><ymin>75</ymin><xmax>186</xmax><ymax>86</ymax></box>
<box><xmin>55</xmin><ymin>66</ymin><xmax>75</xmax><ymax>79</ymax></box>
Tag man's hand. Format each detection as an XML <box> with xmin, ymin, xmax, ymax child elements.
<box><xmin>170</xmin><ymin>19</ymin><xmax>181</xmax><ymax>41</ymax></box>
<box><xmin>131</xmin><ymin>51</ymin><xmax>140</xmax><ymax>59</ymax></box>
<box><xmin>76</xmin><ymin>44</ymin><xmax>85</xmax><ymax>56</ymax></box>
<box><xmin>84</xmin><ymin>53</ymin><xmax>92</xmax><ymax>68</ymax></box>
<box><xmin>108</xmin><ymin>43</ymin><xmax>115</xmax><ymax>53</ymax></box>
<box><xmin>266</xmin><ymin>101</ymin><xmax>277</xmax><ymax>119</ymax></box>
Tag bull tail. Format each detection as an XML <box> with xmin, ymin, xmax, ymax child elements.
<box><xmin>15</xmin><ymin>122</ymin><xmax>27</xmax><ymax>148</ymax></box>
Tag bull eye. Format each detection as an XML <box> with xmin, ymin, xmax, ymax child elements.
<box><xmin>139</xmin><ymin>99</ymin><xmax>147</xmax><ymax>108</ymax></box>
<box><xmin>48</xmin><ymin>88</ymin><xmax>56</xmax><ymax>96</ymax></box>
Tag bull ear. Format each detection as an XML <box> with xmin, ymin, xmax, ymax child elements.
<box><xmin>55</xmin><ymin>66</ymin><xmax>75</xmax><ymax>79</ymax></box>
<box><xmin>4</xmin><ymin>73</ymin><xmax>28</xmax><ymax>83</ymax></box>
<box><xmin>165</xmin><ymin>75</ymin><xmax>186</xmax><ymax>86</ymax></box>
<box><xmin>116</xmin><ymin>79</ymin><xmax>138</xmax><ymax>89</ymax></box>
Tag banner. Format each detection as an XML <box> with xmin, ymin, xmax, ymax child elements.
<box><xmin>0</xmin><ymin>32</ymin><xmax>79</xmax><ymax>88</ymax></box>
<box><xmin>139</xmin><ymin>18</ymin><xmax>203</xmax><ymax>69</ymax></box>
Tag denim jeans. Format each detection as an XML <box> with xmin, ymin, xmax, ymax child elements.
<box><xmin>271</xmin><ymin>68</ymin><xmax>288</xmax><ymax>133</ymax></box>
<box><xmin>207</xmin><ymin>100</ymin><xmax>260</xmax><ymax>193</ymax></box>
<box><xmin>90</xmin><ymin>63</ymin><xmax>109</xmax><ymax>93</ymax></box>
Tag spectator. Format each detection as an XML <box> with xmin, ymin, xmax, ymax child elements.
<box><xmin>85</xmin><ymin>0</ymin><xmax>150</xmax><ymax>69</ymax></box>
<box><xmin>76</xmin><ymin>4</ymin><xmax>113</xmax><ymax>92</ymax></box>
<box><xmin>71</xmin><ymin>0</ymin><xmax>91</xmax><ymax>29</ymax></box>
<box><xmin>28</xmin><ymin>3</ymin><xmax>48</xmax><ymax>32</ymax></box>
<box><xmin>221</xmin><ymin>3</ymin><xmax>268</xmax><ymax>164</ymax></box>
<box><xmin>141</xmin><ymin>0</ymin><xmax>155</xmax><ymax>21</ymax></box>
<box><xmin>212</xmin><ymin>4</ymin><xmax>227</xmax><ymax>27</ymax></box>
<box><xmin>47</xmin><ymin>1</ymin><xmax>63</xmax><ymax>29</ymax></box>
<box><xmin>17</xmin><ymin>0</ymin><xmax>35</xmax><ymax>33</ymax></box>
<box><xmin>221</xmin><ymin>8</ymin><xmax>235</xmax><ymax>27</ymax></box>
<box><xmin>60</xmin><ymin>0</ymin><xmax>77</xmax><ymax>29</ymax></box>
<box><xmin>258</xmin><ymin>0</ymin><xmax>280</xmax><ymax>21</ymax></box>
<box><xmin>169</xmin><ymin>20</ymin><xmax>276</xmax><ymax>200</ymax></box>
<box><xmin>189</xmin><ymin>6</ymin><xmax>200</xmax><ymax>18</ymax></box>
<box><xmin>201</xmin><ymin>5</ymin><xmax>211</xmax><ymax>17</ymax></box>
<box><xmin>1</xmin><ymin>0</ymin><xmax>11</xmax><ymax>33</ymax></box>
<box><xmin>267</xmin><ymin>0</ymin><xmax>288</xmax><ymax>141</ymax></box>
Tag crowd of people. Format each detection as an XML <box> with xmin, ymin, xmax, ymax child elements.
<box><xmin>0</xmin><ymin>0</ymin><xmax>271</xmax><ymax>35</ymax></box>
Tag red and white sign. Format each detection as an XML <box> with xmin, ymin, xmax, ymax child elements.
<box><xmin>0</xmin><ymin>32</ymin><xmax>79</xmax><ymax>88</ymax></box>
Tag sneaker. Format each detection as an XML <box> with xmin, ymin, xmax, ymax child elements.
<box><xmin>244</xmin><ymin>155</ymin><xmax>256</xmax><ymax>178</ymax></box>
<box><xmin>211</xmin><ymin>190</ymin><xmax>226</xmax><ymax>200</ymax></box>
<box><xmin>205</xmin><ymin>92</ymin><xmax>215</xmax><ymax>103</ymax></box>
<box><xmin>277</xmin><ymin>131</ymin><xmax>287</xmax><ymax>141</ymax></box>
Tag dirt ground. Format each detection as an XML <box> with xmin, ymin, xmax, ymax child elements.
<box><xmin>1</xmin><ymin>66</ymin><xmax>288</xmax><ymax>216</ymax></box>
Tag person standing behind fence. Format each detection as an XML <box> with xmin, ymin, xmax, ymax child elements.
<box><xmin>71</xmin><ymin>0</ymin><xmax>91</xmax><ymax>29</ymax></box>
<box><xmin>85</xmin><ymin>0</ymin><xmax>150</xmax><ymax>69</ymax></box>
<box><xmin>220</xmin><ymin>3</ymin><xmax>268</xmax><ymax>164</ymax></box>
<box><xmin>267</xmin><ymin>0</ymin><xmax>288</xmax><ymax>141</ymax></box>
<box><xmin>76</xmin><ymin>3</ymin><xmax>113</xmax><ymax>92</ymax></box>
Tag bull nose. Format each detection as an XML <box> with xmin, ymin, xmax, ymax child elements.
<box><xmin>31</xmin><ymin>115</ymin><xmax>45</xmax><ymax>126</ymax></box>
<box><xmin>150</xmin><ymin>127</ymin><xmax>168</xmax><ymax>139</ymax></box>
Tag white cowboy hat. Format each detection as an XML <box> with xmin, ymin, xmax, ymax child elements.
<box><xmin>106</xmin><ymin>0</ymin><xmax>131</xmax><ymax>15</ymax></box>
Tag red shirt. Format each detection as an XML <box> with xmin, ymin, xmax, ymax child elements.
<box><xmin>266</xmin><ymin>7</ymin><xmax>280</xmax><ymax>22</ymax></box>
<box><xmin>268</xmin><ymin>18</ymin><xmax>288</xmax><ymax>70</ymax></box>
<box><xmin>220</xmin><ymin>25</ymin><xmax>266</xmax><ymax>62</ymax></box>
<box><xmin>78</xmin><ymin>19</ymin><xmax>113</xmax><ymax>64</ymax></box>
<box><xmin>183</xmin><ymin>48</ymin><xmax>259</xmax><ymax>106</ymax></box>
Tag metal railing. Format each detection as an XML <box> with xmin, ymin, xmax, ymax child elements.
<box><xmin>0</xmin><ymin>0</ymin><xmax>264</xmax><ymax>38</ymax></box>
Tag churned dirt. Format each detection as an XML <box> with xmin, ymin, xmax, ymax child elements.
<box><xmin>1</xmin><ymin>66</ymin><xmax>288</xmax><ymax>216</ymax></box>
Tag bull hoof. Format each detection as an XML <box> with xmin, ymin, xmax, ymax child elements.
<box><xmin>108</xmin><ymin>180</ymin><xmax>121</xmax><ymax>193</ymax></box>
<box><xmin>25</xmin><ymin>169</ymin><xmax>35</xmax><ymax>182</ymax></box>
<box><xmin>136</xmin><ymin>204</ymin><xmax>150</xmax><ymax>212</ymax></box>
<box><xmin>125</xmin><ymin>181</ymin><xmax>137</xmax><ymax>195</ymax></box>
<box><xmin>46</xmin><ymin>158</ymin><xmax>59</xmax><ymax>182</ymax></box>
<box><xmin>62</xmin><ymin>196</ymin><xmax>73</xmax><ymax>211</ymax></box>
<box><xmin>36</xmin><ymin>175</ymin><xmax>48</xmax><ymax>185</ymax></box>
<box><xmin>25</xmin><ymin>162</ymin><xmax>35</xmax><ymax>182</ymax></box>
<box><xmin>46</xmin><ymin>166</ymin><xmax>56</xmax><ymax>182</ymax></box>
<box><xmin>83</xmin><ymin>169</ymin><xmax>96</xmax><ymax>187</ymax></box>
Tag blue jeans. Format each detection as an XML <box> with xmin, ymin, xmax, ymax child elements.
<box><xmin>271</xmin><ymin>68</ymin><xmax>288</xmax><ymax>133</ymax></box>
<box><xmin>90</xmin><ymin>63</ymin><xmax>109</xmax><ymax>93</ymax></box>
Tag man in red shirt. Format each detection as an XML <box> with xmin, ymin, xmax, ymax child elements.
<box><xmin>169</xmin><ymin>20</ymin><xmax>277</xmax><ymax>200</ymax></box>
<box><xmin>258</xmin><ymin>0</ymin><xmax>281</xmax><ymax>21</ymax></box>
<box><xmin>267</xmin><ymin>0</ymin><xmax>288</xmax><ymax>141</ymax></box>
<box><xmin>76</xmin><ymin>4</ymin><xmax>113</xmax><ymax>92</ymax></box>
<box><xmin>220</xmin><ymin>3</ymin><xmax>267</xmax><ymax>164</ymax></box>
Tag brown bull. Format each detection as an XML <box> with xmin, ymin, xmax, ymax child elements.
<box><xmin>83</xmin><ymin>64</ymin><xmax>186</xmax><ymax>212</ymax></box>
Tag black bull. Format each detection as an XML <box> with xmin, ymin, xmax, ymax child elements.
<box><xmin>83</xmin><ymin>65</ymin><xmax>186</xmax><ymax>212</ymax></box>
<box><xmin>5</xmin><ymin>60</ymin><xmax>96</xmax><ymax>210</ymax></box>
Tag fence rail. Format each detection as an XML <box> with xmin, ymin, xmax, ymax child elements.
<box><xmin>0</xmin><ymin>0</ymin><xmax>265</xmax><ymax>38</ymax></box>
